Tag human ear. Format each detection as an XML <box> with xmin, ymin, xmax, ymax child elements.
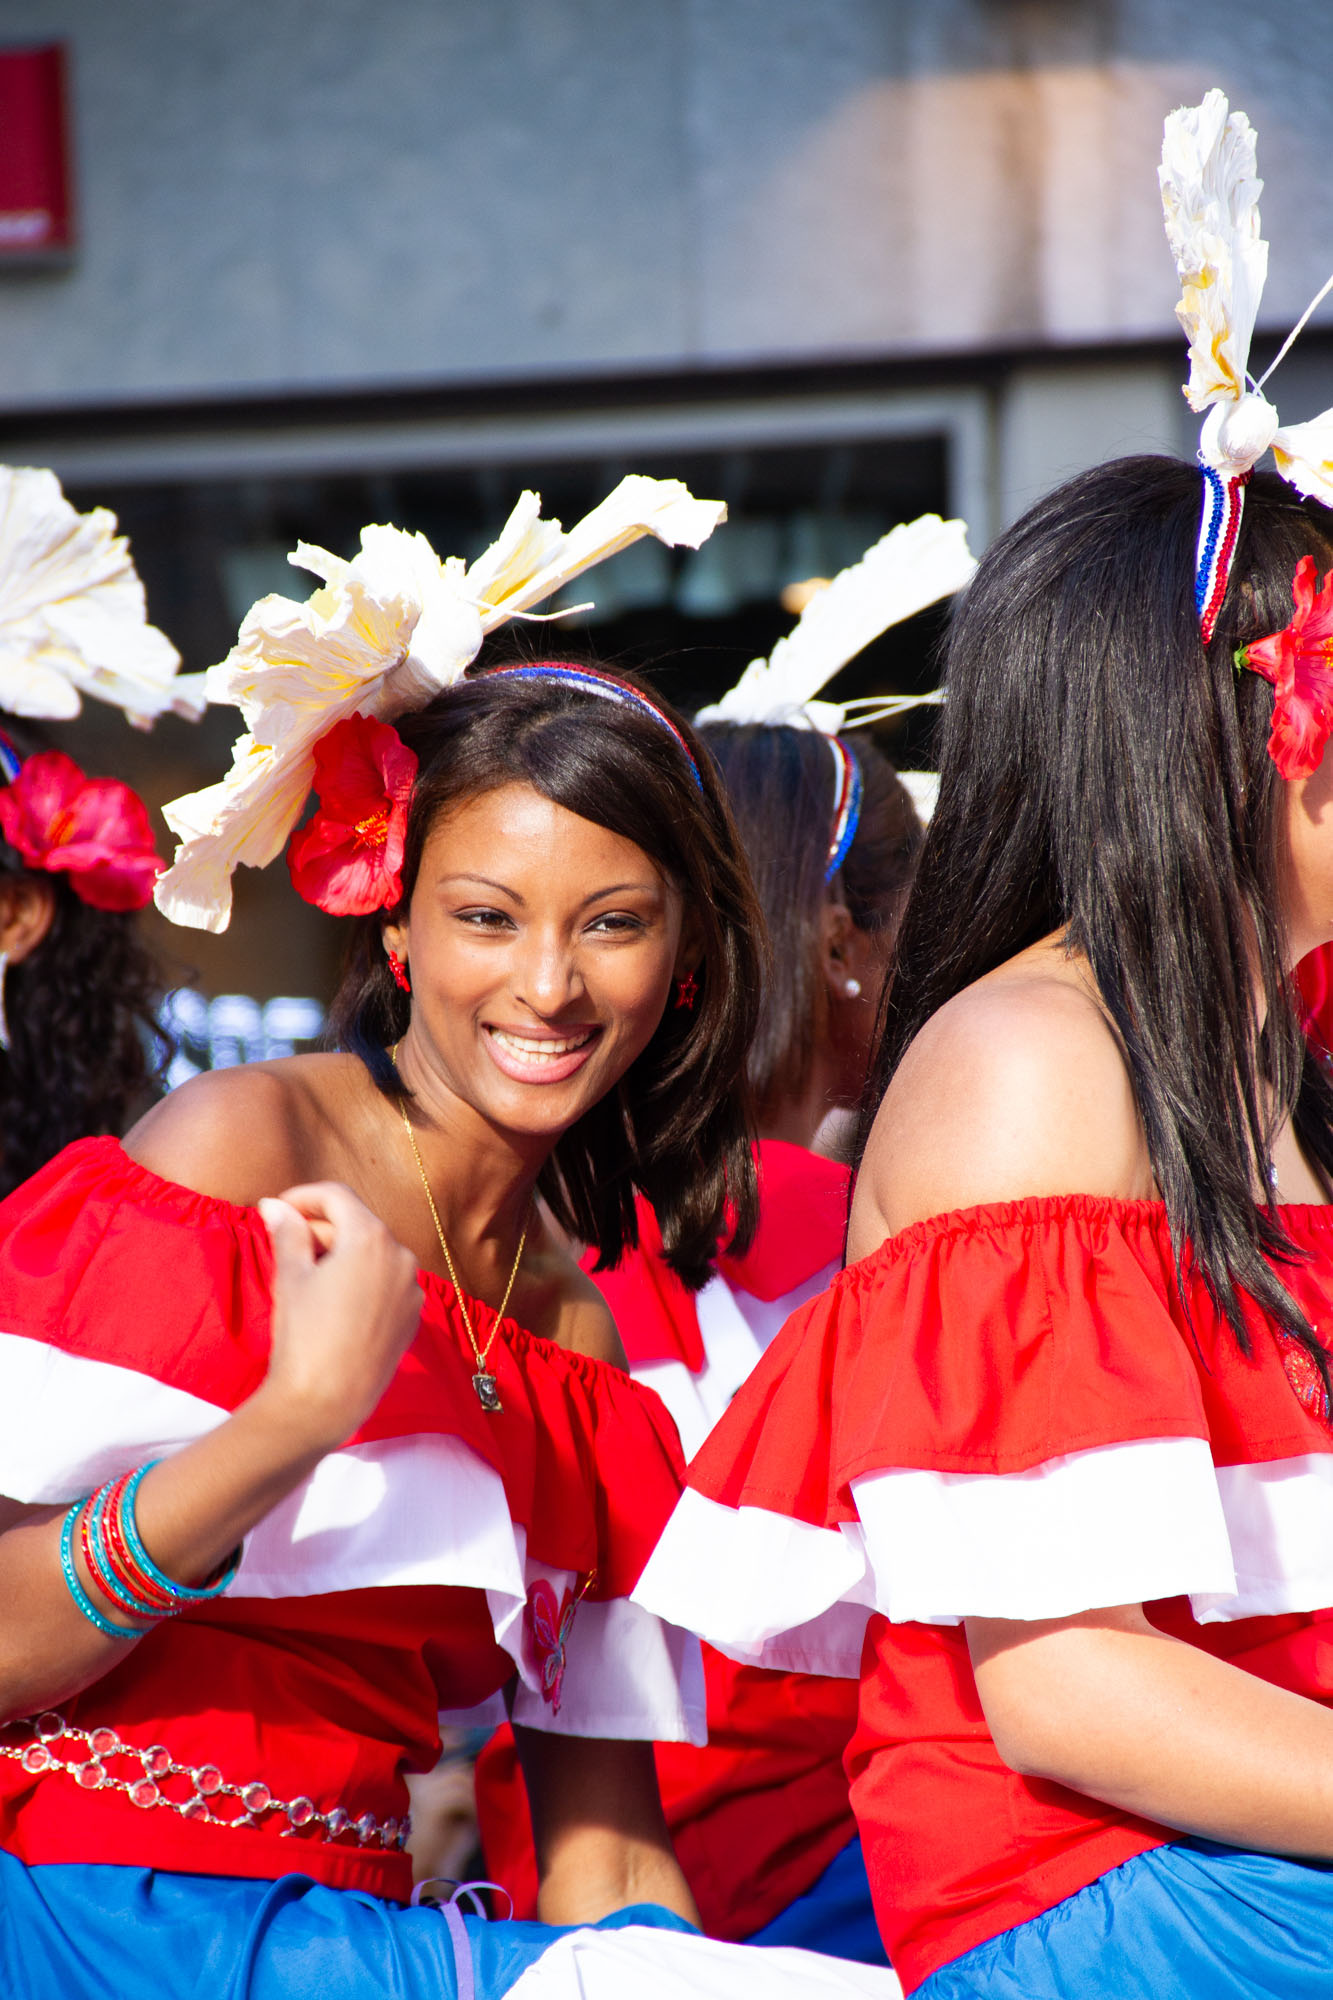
<box><xmin>673</xmin><ymin>904</ymin><xmax>706</xmax><ymax>982</ymax></box>
<box><xmin>0</xmin><ymin>874</ymin><xmax>56</xmax><ymax>965</ymax></box>
<box><xmin>821</xmin><ymin>899</ymin><xmax>868</xmax><ymax>1004</ymax></box>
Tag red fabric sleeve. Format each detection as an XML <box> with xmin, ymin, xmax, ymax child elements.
<box><xmin>0</xmin><ymin>1137</ymin><xmax>684</xmax><ymax>1595</ymax></box>
<box><xmin>687</xmin><ymin>1195</ymin><xmax>1333</xmax><ymax>1526</ymax></box>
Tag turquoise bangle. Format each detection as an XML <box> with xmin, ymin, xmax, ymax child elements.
<box><xmin>120</xmin><ymin>1461</ymin><xmax>240</xmax><ymax>1603</ymax></box>
<box><xmin>87</xmin><ymin>1477</ymin><xmax>167</xmax><ymax>1621</ymax></box>
<box><xmin>59</xmin><ymin>1501</ymin><xmax>142</xmax><ymax>1640</ymax></box>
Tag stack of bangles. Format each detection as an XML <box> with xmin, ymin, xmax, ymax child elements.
<box><xmin>60</xmin><ymin>1462</ymin><xmax>241</xmax><ymax>1638</ymax></box>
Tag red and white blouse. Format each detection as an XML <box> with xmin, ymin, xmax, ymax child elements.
<box><xmin>634</xmin><ymin>1194</ymin><xmax>1333</xmax><ymax>1990</ymax></box>
<box><xmin>0</xmin><ymin>1138</ymin><xmax>702</xmax><ymax>1903</ymax></box>
<box><xmin>478</xmin><ymin>1140</ymin><xmax>861</xmax><ymax>1941</ymax></box>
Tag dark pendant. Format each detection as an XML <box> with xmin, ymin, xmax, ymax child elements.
<box><xmin>473</xmin><ymin>1369</ymin><xmax>503</xmax><ymax>1413</ymax></box>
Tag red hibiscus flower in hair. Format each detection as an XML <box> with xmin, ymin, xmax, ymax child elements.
<box><xmin>0</xmin><ymin>751</ymin><xmax>163</xmax><ymax>911</ymax></box>
<box><xmin>287</xmin><ymin>712</ymin><xmax>418</xmax><ymax>915</ymax></box>
<box><xmin>1243</xmin><ymin>555</ymin><xmax>1333</xmax><ymax>780</ymax></box>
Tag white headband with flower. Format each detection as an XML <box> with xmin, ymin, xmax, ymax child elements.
<box><xmin>0</xmin><ymin>465</ymin><xmax>202</xmax><ymax>728</ymax></box>
<box><xmin>155</xmin><ymin>476</ymin><xmax>726</xmax><ymax>931</ymax></box>
<box><xmin>1160</xmin><ymin>90</ymin><xmax>1333</xmax><ymax>639</ymax></box>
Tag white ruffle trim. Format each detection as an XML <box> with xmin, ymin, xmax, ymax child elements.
<box><xmin>0</xmin><ymin>1331</ymin><xmax>703</xmax><ymax>1742</ymax></box>
<box><xmin>635</xmin><ymin>1488</ymin><xmax>876</xmax><ymax>1676</ymax></box>
<box><xmin>635</xmin><ymin>1436</ymin><xmax>1333</xmax><ymax>1670</ymax></box>
<box><xmin>849</xmin><ymin>1435</ymin><xmax>1236</xmax><ymax>1624</ymax></box>
<box><xmin>1199</xmin><ymin>1454</ymin><xmax>1333</xmax><ymax>1621</ymax></box>
<box><xmin>0</xmin><ymin>1330</ymin><xmax>223</xmax><ymax>1498</ymax></box>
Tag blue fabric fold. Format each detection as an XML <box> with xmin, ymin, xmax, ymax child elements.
<box><xmin>744</xmin><ymin>1835</ymin><xmax>887</xmax><ymax>1966</ymax></box>
<box><xmin>919</xmin><ymin>1840</ymin><xmax>1333</xmax><ymax>1999</ymax></box>
<box><xmin>0</xmin><ymin>1852</ymin><xmax>695</xmax><ymax>2000</ymax></box>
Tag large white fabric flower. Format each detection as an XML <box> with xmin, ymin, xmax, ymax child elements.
<box><xmin>0</xmin><ymin>465</ymin><xmax>200</xmax><ymax>728</ymax></box>
<box><xmin>156</xmin><ymin>476</ymin><xmax>725</xmax><ymax>932</ymax></box>
<box><xmin>1160</xmin><ymin>90</ymin><xmax>1333</xmax><ymax>503</ymax></box>
<box><xmin>695</xmin><ymin>514</ymin><xmax>975</xmax><ymax>734</ymax></box>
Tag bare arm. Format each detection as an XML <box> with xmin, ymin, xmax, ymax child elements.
<box><xmin>514</xmin><ymin>1726</ymin><xmax>699</xmax><ymax>1927</ymax></box>
<box><xmin>968</xmin><ymin>1605</ymin><xmax>1333</xmax><ymax>1857</ymax></box>
<box><xmin>0</xmin><ymin>1184</ymin><xmax>421</xmax><ymax>1723</ymax></box>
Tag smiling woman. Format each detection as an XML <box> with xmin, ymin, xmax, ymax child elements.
<box><xmin>0</xmin><ymin>575</ymin><xmax>888</xmax><ymax>2000</ymax></box>
<box><xmin>333</xmin><ymin>663</ymin><xmax>762</xmax><ymax>1289</ymax></box>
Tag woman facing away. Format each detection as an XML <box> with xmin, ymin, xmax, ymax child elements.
<box><xmin>477</xmin><ymin>637</ymin><xmax>936</xmax><ymax>1957</ymax></box>
<box><xmin>0</xmin><ymin>558</ymin><xmax>899</xmax><ymax>1995</ymax></box>
<box><xmin>635</xmin><ymin>453</ymin><xmax>1333</xmax><ymax>1995</ymax></box>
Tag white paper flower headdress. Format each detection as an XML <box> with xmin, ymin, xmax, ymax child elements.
<box><xmin>0</xmin><ymin>465</ymin><xmax>202</xmax><ymax>728</ymax></box>
<box><xmin>694</xmin><ymin>512</ymin><xmax>976</xmax><ymax>869</ymax></box>
<box><xmin>1160</xmin><ymin>90</ymin><xmax>1333</xmax><ymax>640</ymax></box>
<box><xmin>154</xmin><ymin>475</ymin><xmax>726</xmax><ymax>931</ymax></box>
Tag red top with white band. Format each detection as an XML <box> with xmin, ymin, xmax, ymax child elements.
<box><xmin>477</xmin><ymin>1141</ymin><xmax>859</xmax><ymax>1940</ymax></box>
<box><xmin>633</xmin><ymin>1194</ymin><xmax>1333</xmax><ymax>1990</ymax></box>
<box><xmin>0</xmin><ymin>1139</ymin><xmax>701</xmax><ymax>1902</ymax></box>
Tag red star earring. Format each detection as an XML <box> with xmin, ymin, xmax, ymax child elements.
<box><xmin>674</xmin><ymin>969</ymin><xmax>698</xmax><ymax>1011</ymax></box>
<box><xmin>387</xmin><ymin>948</ymin><xmax>411</xmax><ymax>994</ymax></box>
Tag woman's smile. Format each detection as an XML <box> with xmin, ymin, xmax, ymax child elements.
<box><xmin>382</xmin><ymin>782</ymin><xmax>688</xmax><ymax>1139</ymax></box>
<box><xmin>483</xmin><ymin>1022</ymin><xmax>603</xmax><ymax>1083</ymax></box>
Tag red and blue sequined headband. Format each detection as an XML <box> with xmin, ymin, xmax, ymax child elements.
<box><xmin>482</xmin><ymin>663</ymin><xmax>704</xmax><ymax>792</ymax></box>
<box><xmin>824</xmin><ymin>735</ymin><xmax>863</xmax><ymax>883</ymax></box>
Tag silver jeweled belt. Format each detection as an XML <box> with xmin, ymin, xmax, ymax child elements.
<box><xmin>0</xmin><ymin>1712</ymin><xmax>410</xmax><ymax>1850</ymax></box>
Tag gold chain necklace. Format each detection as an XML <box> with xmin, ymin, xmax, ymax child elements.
<box><xmin>392</xmin><ymin>1053</ymin><xmax>529</xmax><ymax>1413</ymax></box>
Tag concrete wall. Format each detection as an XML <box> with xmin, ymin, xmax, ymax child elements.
<box><xmin>0</xmin><ymin>0</ymin><xmax>1329</xmax><ymax>408</ymax></box>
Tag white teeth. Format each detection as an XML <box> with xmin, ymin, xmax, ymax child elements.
<box><xmin>490</xmin><ymin>1028</ymin><xmax>593</xmax><ymax>1066</ymax></box>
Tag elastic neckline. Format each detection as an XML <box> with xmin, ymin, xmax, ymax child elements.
<box><xmin>94</xmin><ymin>1138</ymin><xmax>631</xmax><ymax>1386</ymax></box>
<box><xmin>846</xmin><ymin>1187</ymin><xmax>1333</xmax><ymax>1286</ymax></box>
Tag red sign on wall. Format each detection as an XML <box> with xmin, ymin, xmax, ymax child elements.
<box><xmin>0</xmin><ymin>45</ymin><xmax>72</xmax><ymax>257</ymax></box>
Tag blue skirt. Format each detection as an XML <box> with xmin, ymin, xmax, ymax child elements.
<box><xmin>0</xmin><ymin>1852</ymin><xmax>695</xmax><ymax>2000</ymax></box>
<box><xmin>919</xmin><ymin>1840</ymin><xmax>1333</xmax><ymax>1999</ymax></box>
<box><xmin>745</xmin><ymin>1836</ymin><xmax>888</xmax><ymax>1966</ymax></box>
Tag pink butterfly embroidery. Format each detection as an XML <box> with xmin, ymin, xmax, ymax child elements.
<box><xmin>524</xmin><ymin>1579</ymin><xmax>579</xmax><ymax>1714</ymax></box>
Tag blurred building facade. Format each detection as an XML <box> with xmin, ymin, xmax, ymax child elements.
<box><xmin>0</xmin><ymin>0</ymin><xmax>1328</xmax><ymax>999</ymax></box>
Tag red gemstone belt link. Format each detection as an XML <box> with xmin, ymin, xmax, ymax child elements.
<box><xmin>0</xmin><ymin>1712</ymin><xmax>410</xmax><ymax>1851</ymax></box>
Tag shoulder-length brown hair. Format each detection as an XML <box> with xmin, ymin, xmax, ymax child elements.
<box><xmin>330</xmin><ymin>662</ymin><xmax>764</xmax><ymax>1288</ymax></box>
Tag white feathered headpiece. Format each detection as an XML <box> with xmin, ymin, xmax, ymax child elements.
<box><xmin>695</xmin><ymin>513</ymin><xmax>974</xmax><ymax>872</ymax></box>
<box><xmin>155</xmin><ymin>474</ymin><xmax>726</xmax><ymax>932</ymax></box>
<box><xmin>1160</xmin><ymin>90</ymin><xmax>1333</xmax><ymax>638</ymax></box>
<box><xmin>695</xmin><ymin>512</ymin><xmax>975</xmax><ymax>734</ymax></box>
<box><xmin>0</xmin><ymin>466</ymin><xmax>202</xmax><ymax>728</ymax></box>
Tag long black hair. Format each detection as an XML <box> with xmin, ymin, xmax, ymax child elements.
<box><xmin>860</xmin><ymin>456</ymin><xmax>1333</xmax><ymax>1361</ymax></box>
<box><xmin>330</xmin><ymin>663</ymin><xmax>764</xmax><ymax>1289</ymax></box>
<box><xmin>0</xmin><ymin>718</ymin><xmax>170</xmax><ymax>1199</ymax></box>
<box><xmin>697</xmin><ymin>722</ymin><xmax>921</xmax><ymax>1123</ymax></box>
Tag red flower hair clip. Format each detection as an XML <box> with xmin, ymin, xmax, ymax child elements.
<box><xmin>1241</xmin><ymin>555</ymin><xmax>1333</xmax><ymax>780</ymax></box>
<box><xmin>287</xmin><ymin>712</ymin><xmax>418</xmax><ymax>916</ymax></box>
<box><xmin>0</xmin><ymin>750</ymin><xmax>164</xmax><ymax>911</ymax></box>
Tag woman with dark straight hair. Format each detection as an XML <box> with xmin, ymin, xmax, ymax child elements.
<box><xmin>635</xmin><ymin>91</ymin><xmax>1333</xmax><ymax>1998</ymax></box>
<box><xmin>0</xmin><ymin>487</ymin><xmax>896</xmax><ymax>2000</ymax></box>
<box><xmin>701</xmin><ymin>722</ymin><xmax>920</xmax><ymax>1142</ymax></box>
<box><xmin>475</xmin><ymin>513</ymin><xmax>973</xmax><ymax>1963</ymax></box>
<box><xmin>641</xmin><ymin>450</ymin><xmax>1333</xmax><ymax>1994</ymax></box>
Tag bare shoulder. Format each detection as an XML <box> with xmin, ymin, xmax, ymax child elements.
<box><xmin>519</xmin><ymin>1231</ymin><xmax>627</xmax><ymax>1369</ymax></box>
<box><xmin>848</xmin><ymin>953</ymin><xmax>1150</xmax><ymax>1258</ymax></box>
<box><xmin>124</xmin><ymin>1053</ymin><xmax>360</xmax><ymax>1207</ymax></box>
